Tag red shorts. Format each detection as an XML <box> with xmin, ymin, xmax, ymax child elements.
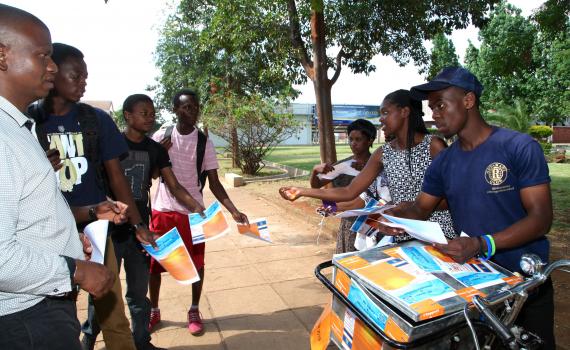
<box><xmin>149</xmin><ymin>210</ymin><xmax>205</xmax><ymax>274</ymax></box>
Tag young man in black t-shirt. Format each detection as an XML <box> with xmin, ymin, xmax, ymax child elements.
<box><xmin>114</xmin><ymin>94</ymin><xmax>205</xmax><ymax>350</ymax></box>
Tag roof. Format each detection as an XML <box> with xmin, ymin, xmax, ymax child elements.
<box><xmin>81</xmin><ymin>100</ymin><xmax>115</xmax><ymax>114</ymax></box>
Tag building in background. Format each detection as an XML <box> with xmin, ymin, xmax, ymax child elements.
<box><xmin>209</xmin><ymin>102</ymin><xmax>436</xmax><ymax>147</ymax></box>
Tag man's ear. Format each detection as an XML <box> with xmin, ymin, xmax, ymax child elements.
<box><xmin>0</xmin><ymin>44</ymin><xmax>8</xmax><ymax>71</ymax></box>
<box><xmin>463</xmin><ymin>92</ymin><xmax>477</xmax><ymax>110</ymax></box>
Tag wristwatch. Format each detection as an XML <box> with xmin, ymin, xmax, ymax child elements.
<box><xmin>133</xmin><ymin>222</ymin><xmax>146</xmax><ymax>231</ymax></box>
<box><xmin>88</xmin><ymin>206</ymin><xmax>97</xmax><ymax>221</ymax></box>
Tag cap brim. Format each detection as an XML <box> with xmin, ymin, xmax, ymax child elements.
<box><xmin>410</xmin><ymin>81</ymin><xmax>452</xmax><ymax>100</ymax></box>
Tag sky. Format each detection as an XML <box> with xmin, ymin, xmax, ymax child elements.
<box><xmin>5</xmin><ymin>0</ymin><xmax>544</xmax><ymax>110</ymax></box>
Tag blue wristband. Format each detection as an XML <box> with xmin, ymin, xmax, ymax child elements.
<box><xmin>481</xmin><ymin>235</ymin><xmax>493</xmax><ymax>260</ymax></box>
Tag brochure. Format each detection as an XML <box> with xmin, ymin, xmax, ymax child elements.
<box><xmin>237</xmin><ymin>218</ymin><xmax>271</xmax><ymax>243</ymax></box>
<box><xmin>381</xmin><ymin>213</ymin><xmax>448</xmax><ymax>245</ymax></box>
<box><xmin>188</xmin><ymin>201</ymin><xmax>230</xmax><ymax>245</ymax></box>
<box><xmin>317</xmin><ymin>160</ymin><xmax>360</xmax><ymax>180</ymax></box>
<box><xmin>83</xmin><ymin>220</ymin><xmax>108</xmax><ymax>264</ymax></box>
<box><xmin>142</xmin><ymin>227</ymin><xmax>200</xmax><ymax>285</ymax></box>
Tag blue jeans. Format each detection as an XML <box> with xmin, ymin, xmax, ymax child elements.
<box><xmin>83</xmin><ymin>228</ymin><xmax>151</xmax><ymax>349</ymax></box>
<box><xmin>0</xmin><ymin>298</ymin><xmax>81</xmax><ymax>350</ymax></box>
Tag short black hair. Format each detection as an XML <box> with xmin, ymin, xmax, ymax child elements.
<box><xmin>123</xmin><ymin>94</ymin><xmax>153</xmax><ymax>115</ymax></box>
<box><xmin>172</xmin><ymin>89</ymin><xmax>199</xmax><ymax>109</ymax></box>
<box><xmin>347</xmin><ymin>119</ymin><xmax>377</xmax><ymax>141</ymax></box>
<box><xmin>52</xmin><ymin>43</ymin><xmax>84</xmax><ymax>66</ymax></box>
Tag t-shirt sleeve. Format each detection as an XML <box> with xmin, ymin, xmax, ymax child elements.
<box><xmin>97</xmin><ymin>109</ymin><xmax>128</xmax><ymax>161</ymax></box>
<box><xmin>509</xmin><ymin>135</ymin><xmax>551</xmax><ymax>188</ymax></box>
<box><xmin>421</xmin><ymin>153</ymin><xmax>446</xmax><ymax>197</ymax></box>
<box><xmin>154</xmin><ymin>139</ymin><xmax>172</xmax><ymax>170</ymax></box>
<box><xmin>202</xmin><ymin>138</ymin><xmax>219</xmax><ymax>171</ymax></box>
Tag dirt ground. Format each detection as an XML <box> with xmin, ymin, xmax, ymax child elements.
<box><xmin>242</xmin><ymin>178</ymin><xmax>570</xmax><ymax>349</ymax></box>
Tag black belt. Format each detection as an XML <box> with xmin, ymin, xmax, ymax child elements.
<box><xmin>46</xmin><ymin>289</ymin><xmax>78</xmax><ymax>302</ymax></box>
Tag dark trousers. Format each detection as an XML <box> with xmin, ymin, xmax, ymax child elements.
<box><xmin>0</xmin><ymin>297</ymin><xmax>81</xmax><ymax>350</ymax></box>
<box><xmin>515</xmin><ymin>277</ymin><xmax>556</xmax><ymax>350</ymax></box>
<box><xmin>84</xmin><ymin>230</ymin><xmax>151</xmax><ymax>349</ymax></box>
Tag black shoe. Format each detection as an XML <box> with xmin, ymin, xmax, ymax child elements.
<box><xmin>81</xmin><ymin>335</ymin><xmax>96</xmax><ymax>350</ymax></box>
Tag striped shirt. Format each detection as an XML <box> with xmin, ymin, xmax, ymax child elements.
<box><xmin>152</xmin><ymin>126</ymin><xmax>218</xmax><ymax>212</ymax></box>
<box><xmin>0</xmin><ymin>96</ymin><xmax>83</xmax><ymax>316</ymax></box>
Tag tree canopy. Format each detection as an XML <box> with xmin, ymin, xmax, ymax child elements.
<box><xmin>465</xmin><ymin>2</ymin><xmax>569</xmax><ymax>124</ymax></box>
<box><xmin>426</xmin><ymin>33</ymin><xmax>460</xmax><ymax>80</ymax></box>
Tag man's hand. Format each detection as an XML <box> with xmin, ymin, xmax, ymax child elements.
<box><xmin>279</xmin><ymin>187</ymin><xmax>301</xmax><ymax>201</ymax></box>
<box><xmin>433</xmin><ymin>237</ymin><xmax>481</xmax><ymax>264</ymax></box>
<box><xmin>135</xmin><ymin>226</ymin><xmax>158</xmax><ymax>249</ymax></box>
<box><xmin>95</xmin><ymin>201</ymin><xmax>129</xmax><ymax>224</ymax></box>
<box><xmin>159</xmin><ymin>136</ymin><xmax>173</xmax><ymax>151</ymax></box>
<box><xmin>46</xmin><ymin>149</ymin><xmax>63</xmax><ymax>172</ymax></box>
<box><xmin>79</xmin><ymin>233</ymin><xmax>92</xmax><ymax>261</ymax></box>
<box><xmin>74</xmin><ymin>260</ymin><xmax>114</xmax><ymax>299</ymax></box>
<box><xmin>231</xmin><ymin>211</ymin><xmax>249</xmax><ymax>225</ymax></box>
<box><xmin>362</xmin><ymin>213</ymin><xmax>404</xmax><ymax>235</ymax></box>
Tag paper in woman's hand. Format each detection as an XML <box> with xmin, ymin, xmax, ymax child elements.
<box><xmin>317</xmin><ymin>160</ymin><xmax>360</xmax><ymax>180</ymax></box>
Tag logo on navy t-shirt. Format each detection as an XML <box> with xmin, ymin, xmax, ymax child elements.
<box><xmin>48</xmin><ymin>131</ymin><xmax>88</xmax><ymax>192</ymax></box>
<box><xmin>485</xmin><ymin>162</ymin><xmax>508</xmax><ymax>186</ymax></box>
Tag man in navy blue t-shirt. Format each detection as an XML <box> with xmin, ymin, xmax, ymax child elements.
<box><xmin>383</xmin><ymin>67</ymin><xmax>555</xmax><ymax>348</ymax></box>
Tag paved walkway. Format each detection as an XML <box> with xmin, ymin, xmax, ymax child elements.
<box><xmin>78</xmin><ymin>185</ymin><xmax>336</xmax><ymax>349</ymax></box>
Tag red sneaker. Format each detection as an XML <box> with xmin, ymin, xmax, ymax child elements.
<box><xmin>148</xmin><ymin>309</ymin><xmax>161</xmax><ymax>332</ymax></box>
<box><xmin>187</xmin><ymin>308</ymin><xmax>204</xmax><ymax>336</ymax></box>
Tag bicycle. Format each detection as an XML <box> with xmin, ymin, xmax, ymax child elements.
<box><xmin>315</xmin><ymin>247</ymin><xmax>567</xmax><ymax>350</ymax></box>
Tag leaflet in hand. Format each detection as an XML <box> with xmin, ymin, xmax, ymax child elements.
<box><xmin>188</xmin><ymin>201</ymin><xmax>230</xmax><ymax>245</ymax></box>
<box><xmin>381</xmin><ymin>213</ymin><xmax>448</xmax><ymax>244</ymax></box>
<box><xmin>237</xmin><ymin>218</ymin><xmax>271</xmax><ymax>243</ymax></box>
<box><xmin>142</xmin><ymin>227</ymin><xmax>200</xmax><ymax>285</ymax></box>
<box><xmin>317</xmin><ymin>160</ymin><xmax>360</xmax><ymax>180</ymax></box>
<box><xmin>83</xmin><ymin>220</ymin><xmax>108</xmax><ymax>264</ymax></box>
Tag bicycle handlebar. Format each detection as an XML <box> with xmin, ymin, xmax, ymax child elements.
<box><xmin>471</xmin><ymin>255</ymin><xmax>570</xmax><ymax>349</ymax></box>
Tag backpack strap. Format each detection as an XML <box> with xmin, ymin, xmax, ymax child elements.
<box><xmin>196</xmin><ymin>130</ymin><xmax>208</xmax><ymax>192</ymax></box>
<box><xmin>75</xmin><ymin>103</ymin><xmax>100</xmax><ymax>164</ymax></box>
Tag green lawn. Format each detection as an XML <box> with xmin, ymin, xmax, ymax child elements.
<box><xmin>549</xmin><ymin>163</ymin><xmax>570</xmax><ymax>232</ymax></box>
<box><xmin>264</xmin><ymin>144</ymin><xmax>354</xmax><ymax>171</ymax></box>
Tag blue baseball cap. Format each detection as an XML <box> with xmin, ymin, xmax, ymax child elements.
<box><xmin>411</xmin><ymin>67</ymin><xmax>483</xmax><ymax>100</ymax></box>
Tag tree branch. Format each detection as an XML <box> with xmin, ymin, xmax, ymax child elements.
<box><xmin>329</xmin><ymin>48</ymin><xmax>345</xmax><ymax>86</ymax></box>
<box><xmin>286</xmin><ymin>0</ymin><xmax>314</xmax><ymax>80</ymax></box>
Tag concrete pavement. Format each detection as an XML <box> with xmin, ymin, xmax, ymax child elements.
<box><xmin>78</xmin><ymin>185</ymin><xmax>336</xmax><ymax>350</ymax></box>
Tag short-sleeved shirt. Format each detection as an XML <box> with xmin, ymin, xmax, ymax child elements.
<box><xmin>40</xmin><ymin>105</ymin><xmax>128</xmax><ymax>206</ymax></box>
<box><xmin>422</xmin><ymin>127</ymin><xmax>550</xmax><ymax>272</ymax></box>
<box><xmin>152</xmin><ymin>126</ymin><xmax>218</xmax><ymax>212</ymax></box>
<box><xmin>120</xmin><ymin>135</ymin><xmax>171</xmax><ymax>225</ymax></box>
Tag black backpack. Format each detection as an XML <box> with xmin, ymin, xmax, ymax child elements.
<box><xmin>162</xmin><ymin>125</ymin><xmax>208</xmax><ymax>192</ymax></box>
<box><xmin>28</xmin><ymin>101</ymin><xmax>109</xmax><ymax>193</ymax></box>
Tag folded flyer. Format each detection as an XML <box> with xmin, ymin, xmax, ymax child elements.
<box><xmin>83</xmin><ymin>220</ymin><xmax>108</xmax><ymax>264</ymax></box>
<box><xmin>188</xmin><ymin>201</ymin><xmax>230</xmax><ymax>245</ymax></box>
<box><xmin>317</xmin><ymin>160</ymin><xmax>360</xmax><ymax>180</ymax></box>
<box><xmin>237</xmin><ymin>218</ymin><xmax>271</xmax><ymax>243</ymax></box>
<box><xmin>336</xmin><ymin>203</ymin><xmax>394</xmax><ymax>218</ymax></box>
<box><xmin>381</xmin><ymin>213</ymin><xmax>447</xmax><ymax>244</ymax></box>
<box><xmin>142</xmin><ymin>227</ymin><xmax>200</xmax><ymax>285</ymax></box>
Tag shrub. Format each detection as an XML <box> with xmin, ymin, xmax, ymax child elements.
<box><xmin>528</xmin><ymin>125</ymin><xmax>553</xmax><ymax>139</ymax></box>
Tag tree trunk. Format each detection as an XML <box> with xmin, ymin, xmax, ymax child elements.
<box><xmin>310</xmin><ymin>1</ymin><xmax>337</xmax><ymax>164</ymax></box>
<box><xmin>231</xmin><ymin>126</ymin><xmax>240</xmax><ymax>168</ymax></box>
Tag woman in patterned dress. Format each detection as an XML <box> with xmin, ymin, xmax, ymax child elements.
<box><xmin>309</xmin><ymin>119</ymin><xmax>388</xmax><ymax>253</ymax></box>
<box><xmin>279</xmin><ymin>89</ymin><xmax>456</xmax><ymax>242</ymax></box>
